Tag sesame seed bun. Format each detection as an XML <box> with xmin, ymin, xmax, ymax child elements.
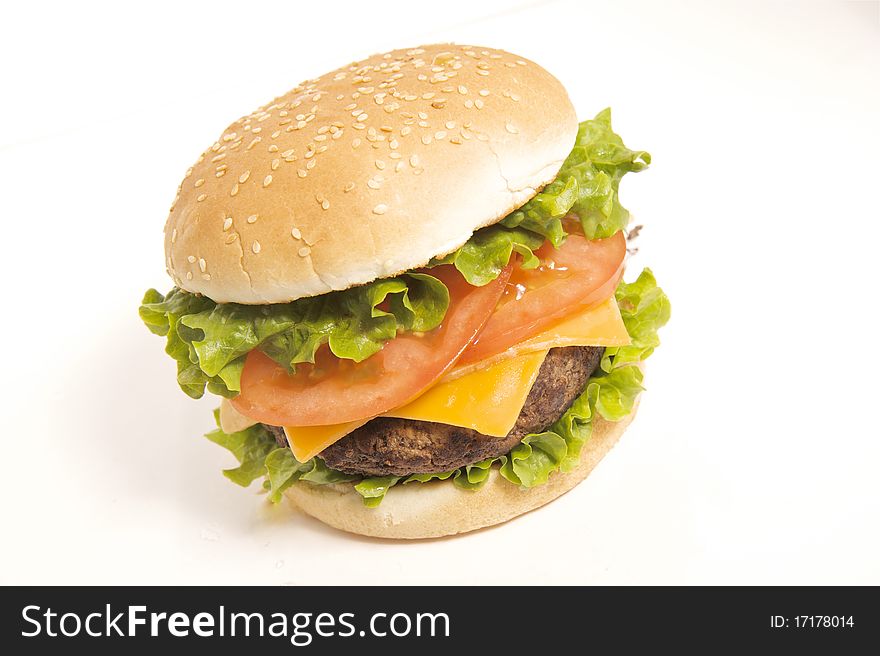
<box><xmin>284</xmin><ymin>403</ymin><xmax>638</xmax><ymax>540</ymax></box>
<box><xmin>164</xmin><ymin>44</ymin><xmax>577</xmax><ymax>304</ymax></box>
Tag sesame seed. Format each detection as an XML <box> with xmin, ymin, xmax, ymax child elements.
<box><xmin>344</xmin><ymin>182</ymin><xmax>355</xmax><ymax>192</ymax></box>
<box><xmin>298</xmin><ymin>246</ymin><xmax>311</xmax><ymax>257</ymax></box>
<box><xmin>271</xmin><ymin>159</ymin><xmax>280</xmax><ymax>170</ymax></box>
<box><xmin>479</xmin><ymin>89</ymin><xmax>490</xmax><ymax>97</ymax></box>
<box><xmin>367</xmin><ymin>177</ymin><xmax>382</xmax><ymax>189</ymax></box>
<box><xmin>389</xmin><ymin>152</ymin><xmax>401</xmax><ymax>159</ymax></box>
<box><xmin>223</xmin><ymin>217</ymin><xmax>233</xmax><ymax>231</ymax></box>
<box><xmin>252</xmin><ymin>241</ymin><xmax>261</xmax><ymax>254</ymax></box>
<box><xmin>187</xmin><ymin>255</ymin><xmax>196</xmax><ymax>263</ymax></box>
<box><xmin>457</xmin><ymin>85</ymin><xmax>468</xmax><ymax>94</ymax></box>
<box><xmin>401</xmin><ymin>126</ymin><xmax>412</xmax><ymax>136</ymax></box>
<box><xmin>464</xmin><ymin>99</ymin><xmax>474</xmax><ymax>109</ymax></box>
<box><xmin>306</xmin><ymin>159</ymin><xmax>316</xmax><ymax>170</ymax></box>
<box><xmin>291</xmin><ymin>227</ymin><xmax>302</xmax><ymax>239</ymax></box>
<box><xmin>197</xmin><ymin>194</ymin><xmax>207</xmax><ymax>202</ymax></box>
<box><xmin>375</xmin><ymin>160</ymin><xmax>385</xmax><ymax>170</ymax></box>
<box><xmin>239</xmin><ymin>171</ymin><xmax>250</xmax><ymax>183</ymax></box>
<box><xmin>445</xmin><ymin>121</ymin><xmax>456</xmax><ymax>129</ymax></box>
<box><xmin>372</xmin><ymin>204</ymin><xmax>388</xmax><ymax>215</ymax></box>
<box><xmin>418</xmin><ymin>120</ymin><xmax>429</xmax><ymax>128</ymax></box>
<box><xmin>421</xmin><ymin>135</ymin><xmax>432</xmax><ymax>145</ymax></box>
<box><xmin>435</xmin><ymin>130</ymin><xmax>446</xmax><ymax>140</ymax></box>
<box><xmin>186</xmin><ymin>271</ymin><xmax>193</xmax><ymax>280</ymax></box>
<box><xmin>297</xmin><ymin>169</ymin><xmax>307</xmax><ymax>178</ymax></box>
<box><xmin>352</xmin><ymin>138</ymin><xmax>362</xmax><ymax>148</ymax></box>
<box><xmin>475</xmin><ymin>99</ymin><xmax>484</xmax><ymax>110</ymax></box>
<box><xmin>171</xmin><ymin>228</ymin><xmax>177</xmax><ymax>243</ymax></box>
<box><xmin>418</xmin><ymin>112</ymin><xmax>428</xmax><ymax>119</ymax></box>
<box><xmin>409</xmin><ymin>154</ymin><xmax>420</xmax><ymax>166</ymax></box>
<box><xmin>321</xmin><ymin>199</ymin><xmax>330</xmax><ymax>210</ymax></box>
<box><xmin>506</xmin><ymin>122</ymin><xmax>519</xmax><ymax>134</ymax></box>
<box><xmin>247</xmin><ymin>214</ymin><xmax>257</xmax><ymax>224</ymax></box>
<box><xmin>225</xmin><ymin>233</ymin><xmax>238</xmax><ymax>244</ymax></box>
<box><xmin>194</xmin><ymin>178</ymin><xmax>205</xmax><ymax>187</ymax></box>
<box><xmin>263</xmin><ymin>175</ymin><xmax>273</xmax><ymax>187</ymax></box>
<box><xmin>198</xmin><ymin>258</ymin><xmax>206</xmax><ymax>273</ymax></box>
<box><xmin>230</xmin><ymin>183</ymin><xmax>239</xmax><ymax>196</ymax></box>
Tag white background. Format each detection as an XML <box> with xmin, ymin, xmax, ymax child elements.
<box><xmin>2</xmin><ymin>0</ymin><xmax>878</xmax><ymax>585</ymax></box>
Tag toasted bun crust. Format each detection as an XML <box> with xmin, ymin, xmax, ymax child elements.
<box><xmin>285</xmin><ymin>404</ymin><xmax>638</xmax><ymax>539</ymax></box>
<box><xmin>164</xmin><ymin>44</ymin><xmax>577</xmax><ymax>303</ymax></box>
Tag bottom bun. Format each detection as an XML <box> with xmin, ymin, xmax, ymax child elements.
<box><xmin>285</xmin><ymin>402</ymin><xmax>638</xmax><ymax>539</ymax></box>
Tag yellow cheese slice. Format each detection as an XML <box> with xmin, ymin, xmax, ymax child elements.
<box><xmin>285</xmin><ymin>419</ymin><xmax>368</xmax><ymax>463</ymax></box>
<box><xmin>278</xmin><ymin>297</ymin><xmax>631</xmax><ymax>462</ymax></box>
<box><xmin>284</xmin><ymin>351</ymin><xmax>548</xmax><ymax>461</ymax></box>
<box><xmin>385</xmin><ymin>350</ymin><xmax>548</xmax><ymax>437</ymax></box>
<box><xmin>444</xmin><ymin>296</ymin><xmax>630</xmax><ymax>381</ymax></box>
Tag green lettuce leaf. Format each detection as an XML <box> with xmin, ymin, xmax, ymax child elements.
<box><xmin>140</xmin><ymin>272</ymin><xmax>448</xmax><ymax>398</ymax></box>
<box><xmin>204</xmin><ymin>409</ymin><xmax>277</xmax><ymax>486</ymax></box>
<box><xmin>601</xmin><ymin>268</ymin><xmax>671</xmax><ymax>372</ymax></box>
<box><xmin>502</xmin><ymin>108</ymin><xmax>649</xmax><ymax>245</ymax></box>
<box><xmin>431</xmin><ymin>226</ymin><xmax>543</xmax><ymax>286</ymax></box>
<box><xmin>354</xmin><ymin>477</ymin><xmax>401</xmax><ymax>508</ymax></box>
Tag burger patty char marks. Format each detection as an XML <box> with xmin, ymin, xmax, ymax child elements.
<box><xmin>264</xmin><ymin>345</ymin><xmax>603</xmax><ymax>477</ymax></box>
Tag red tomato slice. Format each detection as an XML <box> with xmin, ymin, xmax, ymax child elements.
<box><xmin>456</xmin><ymin>231</ymin><xmax>626</xmax><ymax>367</ymax></box>
<box><xmin>231</xmin><ymin>264</ymin><xmax>512</xmax><ymax>426</ymax></box>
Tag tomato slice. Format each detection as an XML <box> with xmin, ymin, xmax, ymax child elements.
<box><xmin>456</xmin><ymin>231</ymin><xmax>626</xmax><ymax>367</ymax></box>
<box><xmin>231</xmin><ymin>264</ymin><xmax>512</xmax><ymax>426</ymax></box>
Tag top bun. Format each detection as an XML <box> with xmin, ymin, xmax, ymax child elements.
<box><xmin>164</xmin><ymin>44</ymin><xmax>577</xmax><ymax>304</ymax></box>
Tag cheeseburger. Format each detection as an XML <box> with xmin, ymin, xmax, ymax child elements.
<box><xmin>140</xmin><ymin>44</ymin><xmax>669</xmax><ymax>539</ymax></box>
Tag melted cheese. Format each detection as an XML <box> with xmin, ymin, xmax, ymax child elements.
<box><xmin>284</xmin><ymin>351</ymin><xmax>549</xmax><ymax>461</ymax></box>
<box><xmin>444</xmin><ymin>296</ymin><xmax>630</xmax><ymax>381</ymax></box>
<box><xmin>285</xmin><ymin>420</ymin><xmax>368</xmax><ymax>463</ymax></box>
<box><xmin>385</xmin><ymin>350</ymin><xmax>548</xmax><ymax>437</ymax></box>
<box><xmin>279</xmin><ymin>298</ymin><xmax>630</xmax><ymax>462</ymax></box>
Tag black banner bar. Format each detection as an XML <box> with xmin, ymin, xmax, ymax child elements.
<box><xmin>1</xmin><ymin>586</ymin><xmax>876</xmax><ymax>652</ymax></box>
